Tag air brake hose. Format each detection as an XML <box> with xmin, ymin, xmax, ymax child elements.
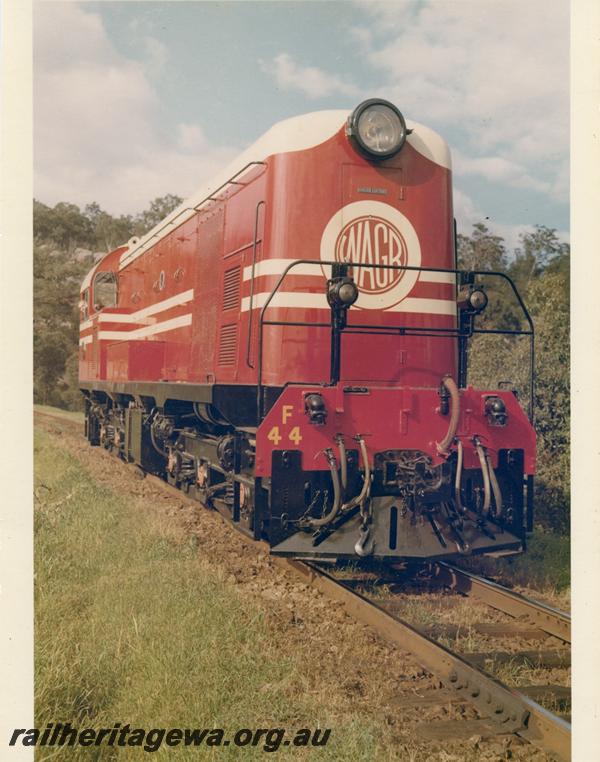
<box><xmin>342</xmin><ymin>437</ymin><xmax>371</xmax><ymax>513</ymax></box>
<box><xmin>474</xmin><ymin>439</ymin><xmax>491</xmax><ymax>517</ymax></box>
<box><xmin>485</xmin><ymin>452</ymin><xmax>504</xmax><ymax>519</ymax></box>
<box><xmin>336</xmin><ymin>435</ymin><xmax>348</xmax><ymax>494</ymax></box>
<box><xmin>436</xmin><ymin>376</ymin><xmax>461</xmax><ymax>456</ymax></box>
<box><xmin>454</xmin><ymin>439</ymin><xmax>466</xmax><ymax>513</ymax></box>
<box><xmin>308</xmin><ymin>449</ymin><xmax>342</xmax><ymax>527</ymax></box>
<box><xmin>352</xmin><ymin>437</ymin><xmax>374</xmax><ymax>556</ymax></box>
<box><xmin>308</xmin><ymin>437</ymin><xmax>371</xmax><ymax>528</ymax></box>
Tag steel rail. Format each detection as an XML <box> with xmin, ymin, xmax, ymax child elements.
<box><xmin>279</xmin><ymin>559</ymin><xmax>570</xmax><ymax>762</ymax></box>
<box><xmin>434</xmin><ymin>562</ymin><xmax>571</xmax><ymax>643</ymax></box>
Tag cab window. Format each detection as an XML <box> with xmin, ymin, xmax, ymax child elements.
<box><xmin>81</xmin><ymin>288</ymin><xmax>90</xmax><ymax>320</ymax></box>
<box><xmin>93</xmin><ymin>271</ymin><xmax>117</xmax><ymax>311</ymax></box>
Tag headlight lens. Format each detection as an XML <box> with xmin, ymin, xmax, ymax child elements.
<box><xmin>349</xmin><ymin>100</ymin><xmax>407</xmax><ymax>159</ymax></box>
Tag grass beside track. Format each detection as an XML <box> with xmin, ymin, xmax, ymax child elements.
<box><xmin>34</xmin><ymin>404</ymin><xmax>85</xmax><ymax>423</ymax></box>
<box><xmin>34</xmin><ymin>425</ymin><xmax>404</xmax><ymax>761</ymax></box>
<box><xmin>459</xmin><ymin>532</ymin><xmax>570</xmax><ymax>599</ymax></box>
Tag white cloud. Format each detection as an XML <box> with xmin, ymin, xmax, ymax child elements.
<box><xmin>176</xmin><ymin>124</ymin><xmax>210</xmax><ymax>153</ymax></box>
<box><xmin>33</xmin><ymin>0</ymin><xmax>569</xmax><ymax>236</ymax></box>
<box><xmin>453</xmin><ymin>150</ymin><xmax>552</xmax><ymax>195</ymax></box>
<box><xmin>452</xmin><ymin>188</ymin><xmax>480</xmax><ymax>230</ymax></box>
<box><xmin>143</xmin><ymin>36</ymin><xmax>169</xmax><ymax>73</ymax></box>
<box><xmin>125</xmin><ymin>15</ymin><xmax>169</xmax><ymax>73</ymax></box>
<box><xmin>358</xmin><ymin>0</ymin><xmax>569</xmax><ymax>204</ymax></box>
<box><xmin>260</xmin><ymin>53</ymin><xmax>360</xmax><ymax>99</ymax></box>
<box><xmin>347</xmin><ymin>25</ymin><xmax>373</xmax><ymax>51</ymax></box>
<box><xmin>34</xmin><ymin>3</ymin><xmax>238</xmax><ymax>215</ymax></box>
<box><xmin>258</xmin><ymin>3</ymin><xmax>568</xmax><ymax>211</ymax></box>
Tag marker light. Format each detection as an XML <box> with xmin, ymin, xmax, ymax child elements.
<box><xmin>457</xmin><ymin>286</ymin><xmax>488</xmax><ymax>314</ymax></box>
<box><xmin>305</xmin><ymin>393</ymin><xmax>327</xmax><ymax>425</ymax></box>
<box><xmin>469</xmin><ymin>289</ymin><xmax>488</xmax><ymax>312</ymax></box>
<box><xmin>327</xmin><ymin>277</ymin><xmax>359</xmax><ymax>308</ymax></box>
<box><xmin>348</xmin><ymin>99</ymin><xmax>408</xmax><ymax>160</ymax></box>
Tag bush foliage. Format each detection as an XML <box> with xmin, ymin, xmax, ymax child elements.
<box><xmin>457</xmin><ymin>224</ymin><xmax>570</xmax><ymax>534</ymax></box>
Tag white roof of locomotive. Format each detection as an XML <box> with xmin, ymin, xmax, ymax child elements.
<box><xmin>82</xmin><ymin>108</ymin><xmax>451</xmax><ymax>286</ymax></box>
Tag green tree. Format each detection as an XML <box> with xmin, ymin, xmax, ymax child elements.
<box><xmin>459</xmin><ymin>223</ymin><xmax>570</xmax><ymax>534</ymax></box>
<box><xmin>509</xmin><ymin>225</ymin><xmax>570</xmax><ymax>294</ymax></box>
<box><xmin>527</xmin><ymin>266</ymin><xmax>570</xmax><ymax>533</ymax></box>
<box><xmin>482</xmin><ymin>261</ymin><xmax>571</xmax><ymax>534</ymax></box>
<box><xmin>133</xmin><ymin>194</ymin><xmax>183</xmax><ymax>236</ymax></box>
<box><xmin>457</xmin><ymin>223</ymin><xmax>519</xmax><ymax>330</ymax></box>
<box><xmin>457</xmin><ymin>222</ymin><xmax>507</xmax><ymax>272</ymax></box>
<box><xmin>84</xmin><ymin>202</ymin><xmax>134</xmax><ymax>252</ymax></box>
<box><xmin>34</xmin><ymin>242</ymin><xmax>91</xmax><ymax>406</ymax></box>
<box><xmin>33</xmin><ymin>200</ymin><xmax>94</xmax><ymax>252</ymax></box>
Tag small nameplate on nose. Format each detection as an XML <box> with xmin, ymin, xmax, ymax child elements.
<box><xmin>357</xmin><ymin>186</ymin><xmax>388</xmax><ymax>195</ymax></box>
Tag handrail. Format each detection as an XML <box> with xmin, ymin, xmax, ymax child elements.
<box><xmin>246</xmin><ymin>200</ymin><xmax>266</xmax><ymax>368</ymax></box>
<box><xmin>119</xmin><ymin>161</ymin><xmax>267</xmax><ymax>269</ymax></box>
<box><xmin>198</xmin><ymin>161</ymin><xmax>267</xmax><ymax>207</ymax></box>
<box><xmin>255</xmin><ymin>259</ymin><xmax>535</xmax><ymax>424</ymax></box>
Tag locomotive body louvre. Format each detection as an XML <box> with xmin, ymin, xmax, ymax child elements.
<box><xmin>79</xmin><ymin>99</ymin><xmax>536</xmax><ymax>561</ymax></box>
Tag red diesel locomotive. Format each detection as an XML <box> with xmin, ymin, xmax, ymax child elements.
<box><xmin>79</xmin><ymin>99</ymin><xmax>536</xmax><ymax>560</ymax></box>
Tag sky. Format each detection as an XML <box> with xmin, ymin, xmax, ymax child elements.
<box><xmin>33</xmin><ymin>0</ymin><xmax>570</xmax><ymax>251</ymax></box>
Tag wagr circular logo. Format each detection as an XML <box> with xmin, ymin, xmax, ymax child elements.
<box><xmin>320</xmin><ymin>200</ymin><xmax>421</xmax><ymax>310</ymax></box>
<box><xmin>335</xmin><ymin>215</ymin><xmax>407</xmax><ymax>294</ymax></box>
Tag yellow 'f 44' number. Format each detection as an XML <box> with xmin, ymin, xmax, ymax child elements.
<box><xmin>267</xmin><ymin>425</ymin><xmax>303</xmax><ymax>447</ymax></box>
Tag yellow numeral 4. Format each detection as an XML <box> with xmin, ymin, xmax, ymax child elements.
<box><xmin>288</xmin><ymin>426</ymin><xmax>303</xmax><ymax>445</ymax></box>
<box><xmin>267</xmin><ymin>426</ymin><xmax>282</xmax><ymax>446</ymax></box>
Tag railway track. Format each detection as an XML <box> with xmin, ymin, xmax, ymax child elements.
<box><xmin>36</xmin><ymin>409</ymin><xmax>571</xmax><ymax>760</ymax></box>
<box><xmin>432</xmin><ymin>561</ymin><xmax>570</xmax><ymax>643</ymax></box>
<box><xmin>279</xmin><ymin>559</ymin><xmax>570</xmax><ymax>761</ymax></box>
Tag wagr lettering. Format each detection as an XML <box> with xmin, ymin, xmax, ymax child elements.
<box><xmin>335</xmin><ymin>215</ymin><xmax>407</xmax><ymax>294</ymax></box>
<box><xmin>320</xmin><ymin>201</ymin><xmax>422</xmax><ymax>310</ymax></box>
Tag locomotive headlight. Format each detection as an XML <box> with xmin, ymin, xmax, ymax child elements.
<box><xmin>348</xmin><ymin>99</ymin><xmax>408</xmax><ymax>160</ymax></box>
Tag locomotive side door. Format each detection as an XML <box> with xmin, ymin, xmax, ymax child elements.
<box><xmin>216</xmin><ymin>194</ymin><xmax>246</xmax><ymax>383</ymax></box>
<box><xmin>216</xmin><ymin>185</ymin><xmax>265</xmax><ymax>384</ymax></box>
